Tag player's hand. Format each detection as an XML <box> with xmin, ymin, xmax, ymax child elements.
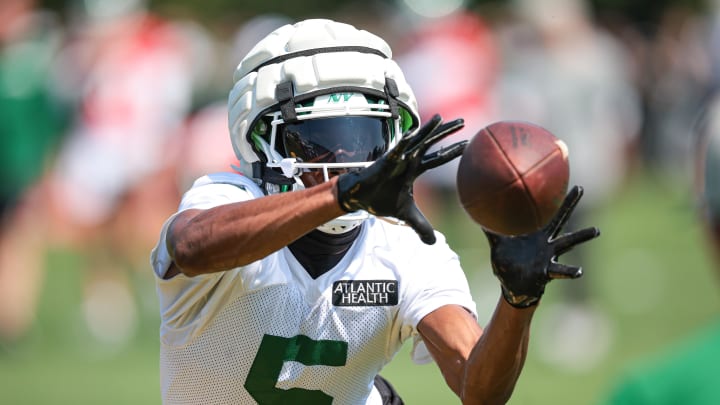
<box><xmin>483</xmin><ymin>186</ymin><xmax>601</xmax><ymax>308</ymax></box>
<box><xmin>337</xmin><ymin>114</ymin><xmax>465</xmax><ymax>245</ymax></box>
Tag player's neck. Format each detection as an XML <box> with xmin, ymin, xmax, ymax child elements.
<box><xmin>288</xmin><ymin>226</ymin><xmax>362</xmax><ymax>279</ymax></box>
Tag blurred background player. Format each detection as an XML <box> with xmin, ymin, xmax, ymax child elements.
<box><xmin>0</xmin><ymin>0</ymin><xmax>212</xmax><ymax>347</ymax></box>
<box><xmin>490</xmin><ymin>0</ymin><xmax>642</xmax><ymax>372</ymax></box>
<box><xmin>396</xmin><ymin>10</ymin><xmax>500</xmax><ymax>224</ymax></box>
<box><xmin>0</xmin><ymin>0</ymin><xmax>68</xmax><ymax>343</ymax></box>
<box><xmin>600</xmin><ymin>75</ymin><xmax>720</xmax><ymax>405</ymax></box>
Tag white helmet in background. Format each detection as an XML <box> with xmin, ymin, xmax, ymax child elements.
<box><xmin>228</xmin><ymin>19</ymin><xmax>420</xmax><ymax>234</ymax></box>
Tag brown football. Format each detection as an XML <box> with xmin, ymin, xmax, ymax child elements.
<box><xmin>456</xmin><ymin>121</ymin><xmax>570</xmax><ymax>235</ymax></box>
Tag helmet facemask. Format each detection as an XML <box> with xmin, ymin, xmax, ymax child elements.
<box><xmin>249</xmin><ymin>92</ymin><xmax>410</xmax><ymax>234</ymax></box>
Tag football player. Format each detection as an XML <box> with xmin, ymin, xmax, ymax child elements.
<box><xmin>151</xmin><ymin>19</ymin><xmax>600</xmax><ymax>404</ymax></box>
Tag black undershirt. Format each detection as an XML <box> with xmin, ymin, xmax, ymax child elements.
<box><xmin>288</xmin><ymin>226</ymin><xmax>362</xmax><ymax>279</ymax></box>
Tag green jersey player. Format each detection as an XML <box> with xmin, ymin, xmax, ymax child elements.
<box><xmin>151</xmin><ymin>19</ymin><xmax>599</xmax><ymax>404</ymax></box>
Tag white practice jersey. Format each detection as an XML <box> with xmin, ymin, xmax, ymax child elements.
<box><xmin>150</xmin><ymin>172</ymin><xmax>477</xmax><ymax>404</ymax></box>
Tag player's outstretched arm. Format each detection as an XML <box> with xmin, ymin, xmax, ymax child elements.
<box><xmin>418</xmin><ymin>301</ymin><xmax>534</xmax><ymax>405</ymax></box>
<box><xmin>418</xmin><ymin>186</ymin><xmax>600</xmax><ymax>404</ymax></box>
<box><xmin>167</xmin><ymin>178</ymin><xmax>345</xmax><ymax>277</ymax></box>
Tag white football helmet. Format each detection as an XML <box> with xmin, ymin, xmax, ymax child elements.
<box><xmin>228</xmin><ymin>19</ymin><xmax>420</xmax><ymax>234</ymax></box>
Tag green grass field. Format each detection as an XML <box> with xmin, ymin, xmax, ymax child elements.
<box><xmin>1</xmin><ymin>173</ymin><xmax>718</xmax><ymax>404</ymax></box>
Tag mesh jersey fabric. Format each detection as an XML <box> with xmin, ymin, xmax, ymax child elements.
<box><xmin>150</xmin><ymin>172</ymin><xmax>477</xmax><ymax>404</ymax></box>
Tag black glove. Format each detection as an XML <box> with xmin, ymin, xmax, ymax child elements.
<box><xmin>337</xmin><ymin>114</ymin><xmax>465</xmax><ymax>245</ymax></box>
<box><xmin>484</xmin><ymin>186</ymin><xmax>601</xmax><ymax>308</ymax></box>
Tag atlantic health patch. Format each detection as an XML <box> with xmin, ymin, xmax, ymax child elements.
<box><xmin>332</xmin><ymin>280</ymin><xmax>398</xmax><ymax>306</ymax></box>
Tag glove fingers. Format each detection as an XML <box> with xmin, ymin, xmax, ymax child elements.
<box><xmin>419</xmin><ymin>140</ymin><xmax>468</xmax><ymax>173</ymax></box>
<box><xmin>553</xmin><ymin>227</ymin><xmax>601</xmax><ymax>256</ymax></box>
<box><xmin>408</xmin><ymin>118</ymin><xmax>465</xmax><ymax>155</ymax></box>
<box><xmin>402</xmin><ymin>114</ymin><xmax>443</xmax><ymax>151</ymax></box>
<box><xmin>545</xmin><ymin>185</ymin><xmax>584</xmax><ymax>237</ymax></box>
<box><xmin>402</xmin><ymin>203</ymin><xmax>436</xmax><ymax>245</ymax></box>
<box><xmin>419</xmin><ymin>119</ymin><xmax>465</xmax><ymax>150</ymax></box>
<box><xmin>548</xmin><ymin>262</ymin><xmax>583</xmax><ymax>279</ymax></box>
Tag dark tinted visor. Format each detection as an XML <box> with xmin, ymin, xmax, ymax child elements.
<box><xmin>281</xmin><ymin>116</ymin><xmax>390</xmax><ymax>164</ymax></box>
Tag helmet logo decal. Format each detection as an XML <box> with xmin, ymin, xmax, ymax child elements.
<box><xmin>328</xmin><ymin>93</ymin><xmax>354</xmax><ymax>103</ymax></box>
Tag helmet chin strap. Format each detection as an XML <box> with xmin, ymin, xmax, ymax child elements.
<box><xmin>318</xmin><ymin>213</ymin><xmax>409</xmax><ymax>234</ymax></box>
<box><xmin>317</xmin><ymin>212</ymin><xmax>368</xmax><ymax>234</ymax></box>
